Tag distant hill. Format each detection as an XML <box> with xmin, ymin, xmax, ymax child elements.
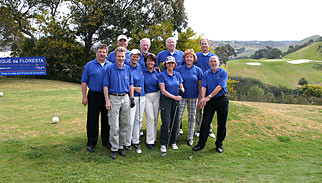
<box><xmin>209</xmin><ymin>35</ymin><xmax>321</xmax><ymax>58</ymax></box>
<box><xmin>290</xmin><ymin>35</ymin><xmax>321</xmax><ymax>46</ymax></box>
<box><xmin>284</xmin><ymin>42</ymin><xmax>322</xmax><ymax>61</ymax></box>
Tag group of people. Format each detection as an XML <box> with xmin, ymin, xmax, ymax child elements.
<box><xmin>81</xmin><ymin>35</ymin><xmax>229</xmax><ymax>159</ymax></box>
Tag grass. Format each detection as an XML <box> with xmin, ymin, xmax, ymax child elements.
<box><xmin>0</xmin><ymin>78</ymin><xmax>322</xmax><ymax>182</ymax></box>
<box><xmin>227</xmin><ymin>59</ymin><xmax>322</xmax><ymax>88</ymax></box>
<box><xmin>284</xmin><ymin>42</ymin><xmax>322</xmax><ymax>61</ymax></box>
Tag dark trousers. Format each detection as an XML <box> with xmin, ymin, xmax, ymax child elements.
<box><xmin>159</xmin><ymin>96</ymin><xmax>179</xmax><ymax>146</ymax></box>
<box><xmin>87</xmin><ymin>90</ymin><xmax>110</xmax><ymax>147</ymax></box>
<box><xmin>198</xmin><ymin>96</ymin><xmax>229</xmax><ymax>148</ymax></box>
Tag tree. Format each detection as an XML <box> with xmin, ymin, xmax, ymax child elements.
<box><xmin>298</xmin><ymin>77</ymin><xmax>308</xmax><ymax>86</ymax></box>
<box><xmin>215</xmin><ymin>44</ymin><xmax>237</xmax><ymax>65</ymax></box>
<box><xmin>247</xmin><ymin>86</ymin><xmax>264</xmax><ymax>101</ymax></box>
<box><xmin>251</xmin><ymin>46</ymin><xmax>282</xmax><ymax>59</ymax></box>
<box><xmin>69</xmin><ymin>0</ymin><xmax>105</xmax><ymax>63</ymax></box>
<box><xmin>98</xmin><ymin>0</ymin><xmax>188</xmax><ymax>48</ymax></box>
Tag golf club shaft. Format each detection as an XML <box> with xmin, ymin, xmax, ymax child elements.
<box><xmin>165</xmin><ymin>101</ymin><xmax>178</xmax><ymax>150</ymax></box>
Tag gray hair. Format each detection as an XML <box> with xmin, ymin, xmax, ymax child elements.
<box><xmin>96</xmin><ymin>44</ymin><xmax>108</xmax><ymax>52</ymax></box>
<box><xmin>115</xmin><ymin>46</ymin><xmax>126</xmax><ymax>56</ymax></box>
<box><xmin>209</xmin><ymin>55</ymin><xmax>219</xmax><ymax>62</ymax></box>
<box><xmin>166</xmin><ymin>37</ymin><xmax>176</xmax><ymax>44</ymax></box>
<box><xmin>140</xmin><ymin>38</ymin><xmax>151</xmax><ymax>46</ymax></box>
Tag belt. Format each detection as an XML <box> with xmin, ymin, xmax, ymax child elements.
<box><xmin>109</xmin><ymin>92</ymin><xmax>128</xmax><ymax>96</ymax></box>
<box><xmin>214</xmin><ymin>94</ymin><xmax>227</xmax><ymax>100</ymax></box>
<box><xmin>89</xmin><ymin>90</ymin><xmax>103</xmax><ymax>94</ymax></box>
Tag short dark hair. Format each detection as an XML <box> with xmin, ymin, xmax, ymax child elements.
<box><xmin>144</xmin><ymin>53</ymin><xmax>157</xmax><ymax>63</ymax></box>
<box><xmin>96</xmin><ymin>44</ymin><xmax>108</xmax><ymax>52</ymax></box>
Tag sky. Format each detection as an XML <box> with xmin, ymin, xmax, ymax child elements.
<box><xmin>184</xmin><ymin>0</ymin><xmax>322</xmax><ymax>41</ymax></box>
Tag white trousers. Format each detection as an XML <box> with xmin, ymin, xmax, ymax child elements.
<box><xmin>126</xmin><ymin>96</ymin><xmax>145</xmax><ymax>145</ymax></box>
<box><xmin>145</xmin><ymin>91</ymin><xmax>160</xmax><ymax>145</ymax></box>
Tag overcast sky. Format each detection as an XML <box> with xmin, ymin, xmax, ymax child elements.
<box><xmin>184</xmin><ymin>0</ymin><xmax>322</xmax><ymax>41</ymax></box>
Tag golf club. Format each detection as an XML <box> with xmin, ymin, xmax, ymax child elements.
<box><xmin>138</xmin><ymin>84</ymin><xmax>142</xmax><ymax>137</ymax></box>
<box><xmin>161</xmin><ymin>102</ymin><xmax>178</xmax><ymax>157</ymax></box>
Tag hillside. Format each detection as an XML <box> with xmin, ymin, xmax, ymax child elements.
<box><xmin>283</xmin><ymin>42</ymin><xmax>322</xmax><ymax>61</ymax></box>
<box><xmin>0</xmin><ymin>78</ymin><xmax>321</xmax><ymax>182</ymax></box>
<box><xmin>227</xmin><ymin>59</ymin><xmax>322</xmax><ymax>88</ymax></box>
<box><xmin>209</xmin><ymin>35</ymin><xmax>321</xmax><ymax>58</ymax></box>
<box><xmin>209</xmin><ymin>40</ymin><xmax>296</xmax><ymax>58</ymax></box>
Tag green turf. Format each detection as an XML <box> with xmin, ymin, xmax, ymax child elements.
<box><xmin>227</xmin><ymin>59</ymin><xmax>322</xmax><ymax>89</ymax></box>
<box><xmin>284</xmin><ymin>42</ymin><xmax>322</xmax><ymax>61</ymax></box>
<box><xmin>0</xmin><ymin>78</ymin><xmax>321</xmax><ymax>183</ymax></box>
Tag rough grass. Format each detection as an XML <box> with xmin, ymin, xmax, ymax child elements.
<box><xmin>227</xmin><ymin>59</ymin><xmax>322</xmax><ymax>88</ymax></box>
<box><xmin>0</xmin><ymin>78</ymin><xmax>321</xmax><ymax>183</ymax></box>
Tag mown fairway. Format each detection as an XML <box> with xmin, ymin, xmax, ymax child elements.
<box><xmin>227</xmin><ymin>59</ymin><xmax>322</xmax><ymax>89</ymax></box>
<box><xmin>0</xmin><ymin>78</ymin><xmax>321</xmax><ymax>183</ymax></box>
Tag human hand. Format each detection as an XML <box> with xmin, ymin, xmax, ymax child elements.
<box><xmin>82</xmin><ymin>97</ymin><xmax>88</xmax><ymax>106</ymax></box>
<box><xmin>105</xmin><ymin>100</ymin><xmax>112</xmax><ymax>110</ymax></box>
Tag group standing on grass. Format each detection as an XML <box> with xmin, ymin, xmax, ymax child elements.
<box><xmin>81</xmin><ymin>35</ymin><xmax>229</xmax><ymax>159</ymax></box>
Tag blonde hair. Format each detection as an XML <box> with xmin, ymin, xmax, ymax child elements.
<box><xmin>183</xmin><ymin>49</ymin><xmax>197</xmax><ymax>64</ymax></box>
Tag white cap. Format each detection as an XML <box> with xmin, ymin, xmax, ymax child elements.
<box><xmin>165</xmin><ymin>56</ymin><xmax>176</xmax><ymax>63</ymax></box>
<box><xmin>130</xmin><ymin>49</ymin><xmax>141</xmax><ymax>55</ymax></box>
<box><xmin>117</xmin><ymin>35</ymin><xmax>128</xmax><ymax>41</ymax></box>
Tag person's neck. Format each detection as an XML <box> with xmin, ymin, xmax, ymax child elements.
<box><xmin>116</xmin><ymin>62</ymin><xmax>123</xmax><ymax>69</ymax></box>
<box><xmin>168</xmin><ymin>49</ymin><xmax>175</xmax><ymax>53</ymax></box>
<box><xmin>97</xmin><ymin>59</ymin><xmax>105</xmax><ymax>64</ymax></box>
<box><xmin>186</xmin><ymin>64</ymin><xmax>192</xmax><ymax>68</ymax></box>
<box><xmin>130</xmin><ymin>62</ymin><xmax>136</xmax><ymax>67</ymax></box>
<box><xmin>211</xmin><ymin>67</ymin><xmax>219</xmax><ymax>73</ymax></box>
<box><xmin>166</xmin><ymin>69</ymin><xmax>173</xmax><ymax>75</ymax></box>
<box><xmin>147</xmin><ymin>67</ymin><xmax>154</xmax><ymax>72</ymax></box>
<box><xmin>202</xmin><ymin>50</ymin><xmax>209</xmax><ymax>54</ymax></box>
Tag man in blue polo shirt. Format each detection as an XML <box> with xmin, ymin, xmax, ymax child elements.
<box><xmin>106</xmin><ymin>35</ymin><xmax>131</xmax><ymax>65</ymax></box>
<box><xmin>195</xmin><ymin>37</ymin><xmax>217</xmax><ymax>138</ymax></box>
<box><xmin>138</xmin><ymin>38</ymin><xmax>151</xmax><ymax>68</ymax></box>
<box><xmin>157</xmin><ymin>37</ymin><xmax>184</xmax><ymax>70</ymax></box>
<box><xmin>103</xmin><ymin>47</ymin><xmax>135</xmax><ymax>159</ymax></box>
<box><xmin>81</xmin><ymin>44</ymin><xmax>112</xmax><ymax>152</ymax></box>
<box><xmin>192</xmin><ymin>55</ymin><xmax>229</xmax><ymax>153</ymax></box>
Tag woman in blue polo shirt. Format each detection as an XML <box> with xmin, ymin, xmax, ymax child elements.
<box><xmin>125</xmin><ymin>49</ymin><xmax>145</xmax><ymax>154</ymax></box>
<box><xmin>143</xmin><ymin>53</ymin><xmax>160</xmax><ymax>150</ymax></box>
<box><xmin>176</xmin><ymin>49</ymin><xmax>203</xmax><ymax>146</ymax></box>
<box><xmin>159</xmin><ymin>56</ymin><xmax>184</xmax><ymax>153</ymax></box>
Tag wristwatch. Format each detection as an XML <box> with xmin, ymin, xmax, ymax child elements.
<box><xmin>208</xmin><ymin>94</ymin><xmax>212</xmax><ymax>98</ymax></box>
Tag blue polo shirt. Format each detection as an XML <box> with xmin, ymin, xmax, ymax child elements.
<box><xmin>143</xmin><ymin>68</ymin><xmax>159</xmax><ymax>93</ymax></box>
<box><xmin>158</xmin><ymin>71</ymin><xmax>183</xmax><ymax>98</ymax></box>
<box><xmin>107</xmin><ymin>50</ymin><xmax>131</xmax><ymax>65</ymax></box>
<box><xmin>202</xmin><ymin>67</ymin><xmax>228</xmax><ymax>98</ymax></box>
<box><xmin>176</xmin><ymin>65</ymin><xmax>203</xmax><ymax>98</ymax></box>
<box><xmin>157</xmin><ymin>49</ymin><xmax>184</xmax><ymax>69</ymax></box>
<box><xmin>138</xmin><ymin>52</ymin><xmax>147</xmax><ymax>69</ymax></box>
<box><xmin>81</xmin><ymin>59</ymin><xmax>113</xmax><ymax>92</ymax></box>
<box><xmin>103</xmin><ymin>64</ymin><xmax>133</xmax><ymax>94</ymax></box>
<box><xmin>129</xmin><ymin>64</ymin><xmax>145</xmax><ymax>96</ymax></box>
<box><xmin>196</xmin><ymin>51</ymin><xmax>217</xmax><ymax>73</ymax></box>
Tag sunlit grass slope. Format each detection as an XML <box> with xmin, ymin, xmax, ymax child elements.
<box><xmin>227</xmin><ymin>59</ymin><xmax>322</xmax><ymax>88</ymax></box>
<box><xmin>284</xmin><ymin>42</ymin><xmax>322</xmax><ymax>61</ymax></box>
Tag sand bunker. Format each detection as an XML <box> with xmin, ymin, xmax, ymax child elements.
<box><xmin>287</xmin><ymin>59</ymin><xmax>311</xmax><ymax>64</ymax></box>
<box><xmin>246</xmin><ymin>62</ymin><xmax>261</xmax><ymax>66</ymax></box>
